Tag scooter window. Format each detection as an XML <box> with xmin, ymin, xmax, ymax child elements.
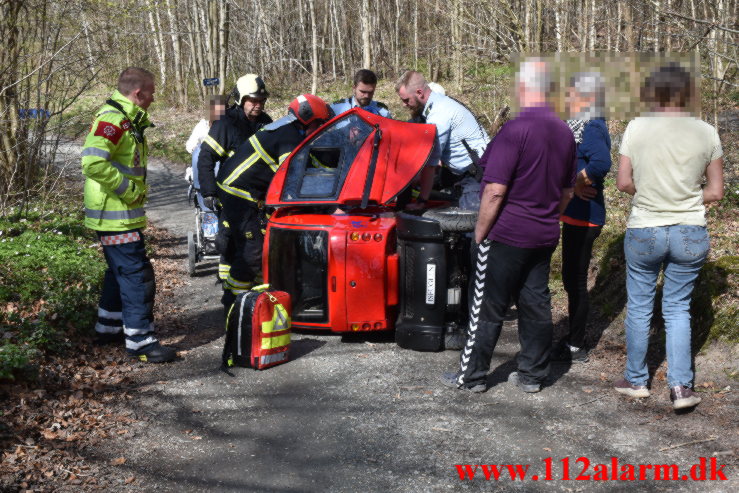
<box><xmin>282</xmin><ymin>114</ymin><xmax>373</xmax><ymax>201</ymax></box>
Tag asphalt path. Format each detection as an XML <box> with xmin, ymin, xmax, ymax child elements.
<box><xmin>102</xmin><ymin>157</ymin><xmax>736</xmax><ymax>492</ymax></box>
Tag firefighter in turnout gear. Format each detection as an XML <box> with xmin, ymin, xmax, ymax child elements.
<box><xmin>197</xmin><ymin>74</ymin><xmax>273</xmax><ymax>281</ymax></box>
<box><xmin>217</xmin><ymin>94</ymin><xmax>333</xmax><ymax>310</ymax></box>
<box><xmin>81</xmin><ymin>67</ymin><xmax>176</xmax><ymax>363</ymax></box>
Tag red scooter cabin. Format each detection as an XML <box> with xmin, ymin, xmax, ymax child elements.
<box><xmin>264</xmin><ymin>108</ymin><xmax>474</xmax><ymax>351</ymax></box>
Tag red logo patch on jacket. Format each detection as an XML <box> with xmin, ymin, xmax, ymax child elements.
<box><xmin>94</xmin><ymin>121</ymin><xmax>123</xmax><ymax>145</ymax></box>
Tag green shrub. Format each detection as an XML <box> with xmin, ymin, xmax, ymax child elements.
<box><xmin>0</xmin><ymin>203</ymin><xmax>105</xmax><ymax>380</ymax></box>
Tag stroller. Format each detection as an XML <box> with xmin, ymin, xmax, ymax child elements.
<box><xmin>185</xmin><ymin>147</ymin><xmax>222</xmax><ymax>276</ymax></box>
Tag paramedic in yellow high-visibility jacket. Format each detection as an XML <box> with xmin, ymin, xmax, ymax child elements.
<box><xmin>80</xmin><ymin>67</ymin><xmax>176</xmax><ymax>363</ymax></box>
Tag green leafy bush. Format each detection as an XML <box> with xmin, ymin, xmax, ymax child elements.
<box><xmin>0</xmin><ymin>203</ymin><xmax>105</xmax><ymax>380</ymax></box>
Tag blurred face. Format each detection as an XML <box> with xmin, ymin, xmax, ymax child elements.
<box><xmin>353</xmin><ymin>81</ymin><xmax>376</xmax><ymax>107</ymax></box>
<box><xmin>209</xmin><ymin>103</ymin><xmax>226</xmax><ymax>123</ymax></box>
<box><xmin>565</xmin><ymin>87</ymin><xmax>594</xmax><ymax>118</ymax></box>
<box><xmin>397</xmin><ymin>85</ymin><xmax>424</xmax><ymax>119</ymax></box>
<box><xmin>132</xmin><ymin>80</ymin><xmax>155</xmax><ymax>110</ymax></box>
<box><xmin>243</xmin><ymin>96</ymin><xmax>267</xmax><ymax>120</ymax></box>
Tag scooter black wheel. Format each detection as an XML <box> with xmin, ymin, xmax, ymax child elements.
<box><xmin>422</xmin><ymin>206</ymin><xmax>477</xmax><ymax>232</ymax></box>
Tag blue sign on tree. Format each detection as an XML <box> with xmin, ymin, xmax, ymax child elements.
<box><xmin>203</xmin><ymin>78</ymin><xmax>220</xmax><ymax>87</ymax></box>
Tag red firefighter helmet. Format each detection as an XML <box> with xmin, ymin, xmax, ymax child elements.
<box><xmin>288</xmin><ymin>94</ymin><xmax>333</xmax><ymax>127</ymax></box>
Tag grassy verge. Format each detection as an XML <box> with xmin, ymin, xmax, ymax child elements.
<box><xmin>0</xmin><ymin>200</ymin><xmax>105</xmax><ymax>380</ymax></box>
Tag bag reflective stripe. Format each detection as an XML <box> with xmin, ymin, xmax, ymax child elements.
<box><xmin>261</xmin><ymin>333</ymin><xmax>290</xmax><ymax>350</ymax></box>
<box><xmin>261</xmin><ymin>302</ymin><xmax>290</xmax><ymax>333</ymax></box>
<box><xmin>260</xmin><ymin>352</ymin><xmax>288</xmax><ymax>365</ymax></box>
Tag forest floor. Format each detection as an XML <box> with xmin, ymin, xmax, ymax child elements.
<box><xmin>1</xmin><ymin>143</ymin><xmax>737</xmax><ymax>491</ymax></box>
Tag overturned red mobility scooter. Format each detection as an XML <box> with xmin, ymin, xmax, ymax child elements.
<box><xmin>263</xmin><ymin>108</ymin><xmax>476</xmax><ymax>351</ymax></box>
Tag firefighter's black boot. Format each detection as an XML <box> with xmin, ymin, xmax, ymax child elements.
<box><xmin>128</xmin><ymin>342</ymin><xmax>177</xmax><ymax>363</ymax></box>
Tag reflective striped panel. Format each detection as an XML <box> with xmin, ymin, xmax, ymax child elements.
<box><xmin>98</xmin><ymin>307</ymin><xmax>122</xmax><ymax>320</ymax></box>
<box><xmin>223</xmin><ymin>152</ymin><xmax>260</xmax><ymax>186</ymax></box>
<box><xmin>249</xmin><ymin>135</ymin><xmax>277</xmax><ymax>171</ymax></box>
<box><xmin>85</xmin><ymin>207</ymin><xmax>145</xmax><ymax>220</ymax></box>
<box><xmin>111</xmin><ymin>161</ymin><xmax>146</xmax><ymax>176</ymax></box>
<box><xmin>203</xmin><ymin>135</ymin><xmax>227</xmax><ymax>157</ymax></box>
<box><xmin>95</xmin><ymin>322</ymin><xmax>122</xmax><ymax>334</ymax></box>
<box><xmin>259</xmin><ymin>352</ymin><xmax>288</xmax><ymax>366</ymax></box>
<box><xmin>261</xmin><ymin>303</ymin><xmax>290</xmax><ymax>333</ymax></box>
<box><xmin>114</xmin><ymin>176</ymin><xmax>130</xmax><ymax>196</ymax></box>
<box><xmin>261</xmin><ymin>333</ymin><xmax>290</xmax><ymax>350</ymax></box>
<box><xmin>216</xmin><ymin>182</ymin><xmax>258</xmax><ymax>203</ymax></box>
<box><xmin>125</xmin><ymin>335</ymin><xmax>157</xmax><ymax>350</ymax></box>
<box><xmin>124</xmin><ymin>322</ymin><xmax>155</xmax><ymax>336</ymax></box>
<box><xmin>81</xmin><ymin>147</ymin><xmax>111</xmax><ymax>160</ymax></box>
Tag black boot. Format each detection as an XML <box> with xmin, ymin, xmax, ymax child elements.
<box><xmin>128</xmin><ymin>342</ymin><xmax>177</xmax><ymax>363</ymax></box>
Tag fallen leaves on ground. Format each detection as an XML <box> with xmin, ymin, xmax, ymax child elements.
<box><xmin>0</xmin><ymin>225</ymin><xmax>198</xmax><ymax>491</ymax></box>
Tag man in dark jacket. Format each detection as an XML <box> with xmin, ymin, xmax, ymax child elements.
<box><xmin>217</xmin><ymin>94</ymin><xmax>333</xmax><ymax>310</ymax></box>
<box><xmin>197</xmin><ymin>74</ymin><xmax>272</xmax><ymax>281</ymax></box>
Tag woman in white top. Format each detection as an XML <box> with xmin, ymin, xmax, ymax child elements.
<box><xmin>614</xmin><ymin>64</ymin><xmax>724</xmax><ymax>411</ymax></box>
<box><xmin>186</xmin><ymin>95</ymin><xmax>227</xmax><ymax>190</ymax></box>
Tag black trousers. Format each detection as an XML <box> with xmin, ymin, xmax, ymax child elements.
<box><xmin>218</xmin><ymin>192</ymin><xmax>264</xmax><ymax>301</ymax></box>
<box><xmin>561</xmin><ymin>223</ymin><xmax>602</xmax><ymax>348</ymax></box>
<box><xmin>457</xmin><ymin>239</ymin><xmax>555</xmax><ymax>387</ymax></box>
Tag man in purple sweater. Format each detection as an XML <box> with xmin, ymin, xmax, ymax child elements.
<box><xmin>442</xmin><ymin>59</ymin><xmax>576</xmax><ymax>393</ymax></box>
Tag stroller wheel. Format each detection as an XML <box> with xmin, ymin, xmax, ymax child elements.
<box><xmin>187</xmin><ymin>231</ymin><xmax>197</xmax><ymax>276</ymax></box>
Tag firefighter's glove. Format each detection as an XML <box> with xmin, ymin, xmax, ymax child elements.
<box><xmin>203</xmin><ymin>195</ymin><xmax>219</xmax><ymax>211</ymax></box>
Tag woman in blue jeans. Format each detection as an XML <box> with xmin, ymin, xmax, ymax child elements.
<box><xmin>615</xmin><ymin>64</ymin><xmax>724</xmax><ymax>410</ymax></box>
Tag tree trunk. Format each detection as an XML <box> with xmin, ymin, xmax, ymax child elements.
<box><xmin>218</xmin><ymin>0</ymin><xmax>229</xmax><ymax>93</ymax></box>
<box><xmin>308</xmin><ymin>0</ymin><xmax>319</xmax><ymax>93</ymax></box>
<box><xmin>361</xmin><ymin>0</ymin><xmax>371</xmax><ymax>68</ymax></box>
<box><xmin>0</xmin><ymin>0</ymin><xmax>23</xmax><ymax>199</ymax></box>
<box><xmin>165</xmin><ymin>0</ymin><xmax>184</xmax><ymax>106</ymax></box>
<box><xmin>147</xmin><ymin>1</ymin><xmax>167</xmax><ymax>85</ymax></box>
<box><xmin>623</xmin><ymin>0</ymin><xmax>635</xmax><ymax>51</ymax></box>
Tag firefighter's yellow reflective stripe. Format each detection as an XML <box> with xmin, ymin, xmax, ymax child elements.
<box><xmin>218</xmin><ymin>263</ymin><xmax>230</xmax><ymax>280</ymax></box>
<box><xmin>309</xmin><ymin>154</ymin><xmax>328</xmax><ymax>168</ymax></box>
<box><xmin>261</xmin><ymin>333</ymin><xmax>290</xmax><ymax>350</ymax></box>
<box><xmin>203</xmin><ymin>135</ymin><xmax>227</xmax><ymax>157</ymax></box>
<box><xmin>223</xmin><ymin>220</ymin><xmax>230</xmax><ymax>227</ymax></box>
<box><xmin>249</xmin><ymin>135</ymin><xmax>277</xmax><ymax>171</ymax></box>
<box><xmin>411</xmin><ymin>188</ymin><xmax>420</xmax><ymax>198</ymax></box>
<box><xmin>85</xmin><ymin>207</ymin><xmax>145</xmax><ymax>220</ymax></box>
<box><xmin>217</xmin><ymin>182</ymin><xmax>258</xmax><ymax>203</ymax></box>
<box><xmin>223</xmin><ymin>151</ymin><xmax>260</xmax><ymax>186</ymax></box>
<box><xmin>278</xmin><ymin>152</ymin><xmax>291</xmax><ymax>166</ymax></box>
<box><xmin>226</xmin><ymin>275</ymin><xmax>253</xmax><ymax>289</ymax></box>
<box><xmin>261</xmin><ymin>303</ymin><xmax>290</xmax><ymax>333</ymax></box>
<box><xmin>227</xmin><ymin>150</ymin><xmax>235</xmax><ymax>157</ymax></box>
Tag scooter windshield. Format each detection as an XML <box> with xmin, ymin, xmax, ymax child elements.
<box><xmin>281</xmin><ymin>113</ymin><xmax>374</xmax><ymax>202</ymax></box>
<box><xmin>266</xmin><ymin>107</ymin><xmax>437</xmax><ymax>207</ymax></box>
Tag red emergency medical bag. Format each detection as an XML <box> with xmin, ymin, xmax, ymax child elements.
<box><xmin>222</xmin><ymin>285</ymin><xmax>291</xmax><ymax>370</ymax></box>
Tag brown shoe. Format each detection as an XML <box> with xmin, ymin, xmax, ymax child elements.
<box><xmin>670</xmin><ymin>386</ymin><xmax>702</xmax><ymax>410</ymax></box>
<box><xmin>614</xmin><ymin>378</ymin><xmax>650</xmax><ymax>398</ymax></box>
